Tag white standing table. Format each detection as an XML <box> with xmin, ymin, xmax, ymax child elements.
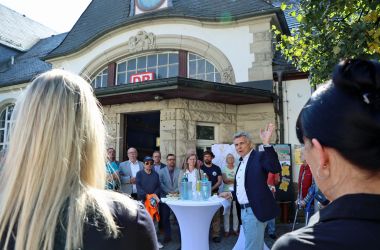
<box><xmin>162</xmin><ymin>197</ymin><xmax>227</xmax><ymax>250</ymax></box>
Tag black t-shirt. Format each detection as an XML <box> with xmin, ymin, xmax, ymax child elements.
<box><xmin>201</xmin><ymin>163</ymin><xmax>222</xmax><ymax>187</ymax></box>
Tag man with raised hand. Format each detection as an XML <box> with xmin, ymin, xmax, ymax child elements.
<box><xmin>220</xmin><ymin>123</ymin><xmax>281</xmax><ymax>250</ymax></box>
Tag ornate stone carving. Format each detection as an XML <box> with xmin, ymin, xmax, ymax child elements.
<box><xmin>221</xmin><ymin>66</ymin><xmax>235</xmax><ymax>84</ymax></box>
<box><xmin>128</xmin><ymin>30</ymin><xmax>156</xmax><ymax>52</ymax></box>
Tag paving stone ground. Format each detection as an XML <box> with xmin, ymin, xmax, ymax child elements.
<box><xmin>157</xmin><ymin>215</ymin><xmax>306</xmax><ymax>250</ymax></box>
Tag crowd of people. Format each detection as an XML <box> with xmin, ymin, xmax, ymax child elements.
<box><xmin>105</xmin><ymin>117</ymin><xmax>288</xmax><ymax>250</ymax></box>
<box><xmin>0</xmin><ymin>58</ymin><xmax>379</xmax><ymax>250</ymax></box>
<box><xmin>105</xmin><ymin>147</ymin><xmax>239</xmax><ymax>246</ymax></box>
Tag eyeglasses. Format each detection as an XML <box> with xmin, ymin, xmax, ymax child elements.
<box><xmin>167</xmin><ymin>158</ymin><xmax>175</xmax><ymax>161</ymax></box>
<box><xmin>144</xmin><ymin>162</ymin><xmax>153</xmax><ymax>165</ymax></box>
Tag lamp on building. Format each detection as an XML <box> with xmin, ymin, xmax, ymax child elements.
<box><xmin>154</xmin><ymin>95</ymin><xmax>163</xmax><ymax>101</ymax></box>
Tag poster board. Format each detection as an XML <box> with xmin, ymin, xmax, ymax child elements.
<box><xmin>273</xmin><ymin>144</ymin><xmax>293</xmax><ymax>202</ymax></box>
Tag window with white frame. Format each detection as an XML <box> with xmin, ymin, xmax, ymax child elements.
<box><xmin>196</xmin><ymin>122</ymin><xmax>218</xmax><ymax>154</ymax></box>
<box><xmin>188</xmin><ymin>53</ymin><xmax>221</xmax><ymax>82</ymax></box>
<box><xmin>0</xmin><ymin>104</ymin><xmax>14</xmax><ymax>151</ymax></box>
<box><xmin>91</xmin><ymin>67</ymin><xmax>108</xmax><ymax>88</ymax></box>
<box><xmin>116</xmin><ymin>52</ymin><xmax>179</xmax><ymax>84</ymax></box>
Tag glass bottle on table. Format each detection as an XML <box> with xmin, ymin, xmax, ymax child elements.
<box><xmin>181</xmin><ymin>173</ymin><xmax>189</xmax><ymax>200</ymax></box>
<box><xmin>201</xmin><ymin>173</ymin><xmax>209</xmax><ymax>200</ymax></box>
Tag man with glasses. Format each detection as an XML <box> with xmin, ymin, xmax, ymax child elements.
<box><xmin>136</xmin><ymin>156</ymin><xmax>161</xmax><ymax>202</ymax></box>
<box><xmin>159</xmin><ymin>154</ymin><xmax>180</xmax><ymax>243</ymax></box>
<box><xmin>119</xmin><ymin>147</ymin><xmax>144</xmax><ymax>199</ymax></box>
<box><xmin>136</xmin><ymin>156</ymin><xmax>163</xmax><ymax>248</ymax></box>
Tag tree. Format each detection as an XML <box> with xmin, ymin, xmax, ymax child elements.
<box><xmin>274</xmin><ymin>0</ymin><xmax>380</xmax><ymax>85</ymax></box>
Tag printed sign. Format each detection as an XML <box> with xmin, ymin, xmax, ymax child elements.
<box><xmin>273</xmin><ymin>144</ymin><xmax>293</xmax><ymax>202</ymax></box>
<box><xmin>130</xmin><ymin>72</ymin><xmax>155</xmax><ymax>83</ymax></box>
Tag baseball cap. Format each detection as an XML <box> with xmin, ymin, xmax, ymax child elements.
<box><xmin>143</xmin><ymin>156</ymin><xmax>154</xmax><ymax>162</ymax></box>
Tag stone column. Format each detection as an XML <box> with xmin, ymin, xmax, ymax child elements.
<box><xmin>248</xmin><ymin>19</ymin><xmax>274</xmax><ymax>81</ymax></box>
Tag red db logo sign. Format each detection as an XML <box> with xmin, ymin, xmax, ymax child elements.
<box><xmin>130</xmin><ymin>72</ymin><xmax>155</xmax><ymax>83</ymax></box>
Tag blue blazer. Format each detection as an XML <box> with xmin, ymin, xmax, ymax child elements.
<box><xmin>233</xmin><ymin>146</ymin><xmax>281</xmax><ymax>222</ymax></box>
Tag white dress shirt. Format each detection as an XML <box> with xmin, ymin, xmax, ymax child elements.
<box><xmin>235</xmin><ymin>149</ymin><xmax>254</xmax><ymax>205</ymax></box>
<box><xmin>186</xmin><ymin>169</ymin><xmax>197</xmax><ymax>192</ymax></box>
<box><xmin>130</xmin><ymin>160</ymin><xmax>140</xmax><ymax>193</ymax></box>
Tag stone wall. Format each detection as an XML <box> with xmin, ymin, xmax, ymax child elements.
<box><xmin>237</xmin><ymin>103</ymin><xmax>277</xmax><ymax>144</ymax></box>
<box><xmin>248</xmin><ymin>19</ymin><xmax>274</xmax><ymax>81</ymax></box>
<box><xmin>102</xmin><ymin>98</ymin><xmax>237</xmax><ymax>164</ymax></box>
<box><xmin>102</xmin><ymin>99</ymin><xmax>276</xmax><ymax>164</ymax></box>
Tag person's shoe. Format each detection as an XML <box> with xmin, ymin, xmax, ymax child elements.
<box><xmin>269</xmin><ymin>233</ymin><xmax>277</xmax><ymax>240</ymax></box>
<box><xmin>233</xmin><ymin>230</ymin><xmax>239</xmax><ymax>236</ymax></box>
<box><xmin>224</xmin><ymin>232</ymin><xmax>229</xmax><ymax>237</ymax></box>
<box><xmin>212</xmin><ymin>236</ymin><xmax>221</xmax><ymax>243</ymax></box>
<box><xmin>163</xmin><ymin>236</ymin><xmax>172</xmax><ymax>243</ymax></box>
<box><xmin>157</xmin><ymin>241</ymin><xmax>164</xmax><ymax>249</ymax></box>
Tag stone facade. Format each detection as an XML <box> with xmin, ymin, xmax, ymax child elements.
<box><xmin>248</xmin><ymin>19</ymin><xmax>274</xmax><ymax>81</ymax></box>
<box><xmin>237</xmin><ymin>103</ymin><xmax>277</xmax><ymax>145</ymax></box>
<box><xmin>103</xmin><ymin>98</ymin><xmax>276</xmax><ymax>164</ymax></box>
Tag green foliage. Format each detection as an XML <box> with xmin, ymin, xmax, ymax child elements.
<box><xmin>274</xmin><ymin>0</ymin><xmax>380</xmax><ymax>85</ymax></box>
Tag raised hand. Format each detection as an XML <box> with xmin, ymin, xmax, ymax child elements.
<box><xmin>260</xmin><ymin>123</ymin><xmax>275</xmax><ymax>145</ymax></box>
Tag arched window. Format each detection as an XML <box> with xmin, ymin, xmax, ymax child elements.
<box><xmin>91</xmin><ymin>67</ymin><xmax>108</xmax><ymax>88</ymax></box>
<box><xmin>0</xmin><ymin>104</ymin><xmax>14</xmax><ymax>151</ymax></box>
<box><xmin>116</xmin><ymin>52</ymin><xmax>179</xmax><ymax>84</ymax></box>
<box><xmin>188</xmin><ymin>53</ymin><xmax>221</xmax><ymax>82</ymax></box>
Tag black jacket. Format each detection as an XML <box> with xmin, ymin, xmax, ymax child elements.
<box><xmin>3</xmin><ymin>194</ymin><xmax>158</xmax><ymax>250</ymax></box>
<box><xmin>232</xmin><ymin>146</ymin><xmax>282</xmax><ymax>222</ymax></box>
<box><xmin>272</xmin><ymin>193</ymin><xmax>380</xmax><ymax>250</ymax></box>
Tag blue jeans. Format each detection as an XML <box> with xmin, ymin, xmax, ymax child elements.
<box><xmin>267</xmin><ymin>218</ymin><xmax>276</xmax><ymax>235</ymax></box>
<box><xmin>241</xmin><ymin>208</ymin><xmax>267</xmax><ymax>250</ymax></box>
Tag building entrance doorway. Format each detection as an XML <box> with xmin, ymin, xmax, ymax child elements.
<box><xmin>124</xmin><ymin>111</ymin><xmax>160</xmax><ymax>161</ymax></box>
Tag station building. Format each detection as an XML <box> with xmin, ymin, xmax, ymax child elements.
<box><xmin>0</xmin><ymin>0</ymin><xmax>312</xmax><ymax>182</ymax></box>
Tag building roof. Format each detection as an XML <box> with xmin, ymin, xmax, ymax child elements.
<box><xmin>46</xmin><ymin>0</ymin><xmax>290</xmax><ymax>59</ymax></box>
<box><xmin>0</xmin><ymin>4</ymin><xmax>56</xmax><ymax>51</ymax></box>
<box><xmin>96</xmin><ymin>77</ymin><xmax>275</xmax><ymax>105</ymax></box>
<box><xmin>0</xmin><ymin>33</ymin><xmax>67</xmax><ymax>87</ymax></box>
<box><xmin>271</xmin><ymin>0</ymin><xmax>305</xmax><ymax>76</ymax></box>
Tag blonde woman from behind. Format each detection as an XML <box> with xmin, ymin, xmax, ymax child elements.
<box><xmin>0</xmin><ymin>69</ymin><xmax>157</xmax><ymax>250</ymax></box>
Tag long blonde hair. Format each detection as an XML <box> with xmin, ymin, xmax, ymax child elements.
<box><xmin>0</xmin><ymin>69</ymin><xmax>128</xmax><ymax>250</ymax></box>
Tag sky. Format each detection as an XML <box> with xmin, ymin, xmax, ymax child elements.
<box><xmin>0</xmin><ymin>0</ymin><xmax>92</xmax><ymax>33</ymax></box>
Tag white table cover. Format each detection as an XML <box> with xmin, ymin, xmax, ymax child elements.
<box><xmin>162</xmin><ymin>197</ymin><xmax>228</xmax><ymax>250</ymax></box>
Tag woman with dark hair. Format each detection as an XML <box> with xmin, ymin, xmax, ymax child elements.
<box><xmin>272</xmin><ymin>59</ymin><xmax>380</xmax><ymax>250</ymax></box>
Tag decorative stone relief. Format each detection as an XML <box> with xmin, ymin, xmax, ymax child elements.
<box><xmin>237</xmin><ymin>112</ymin><xmax>274</xmax><ymax>121</ymax></box>
<box><xmin>183</xmin><ymin>110</ymin><xmax>233</xmax><ymax>123</ymax></box>
<box><xmin>188</xmin><ymin>100</ymin><xmax>225</xmax><ymax>112</ymax></box>
<box><xmin>221</xmin><ymin>66</ymin><xmax>235</xmax><ymax>84</ymax></box>
<box><xmin>128</xmin><ymin>30</ymin><xmax>156</xmax><ymax>53</ymax></box>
